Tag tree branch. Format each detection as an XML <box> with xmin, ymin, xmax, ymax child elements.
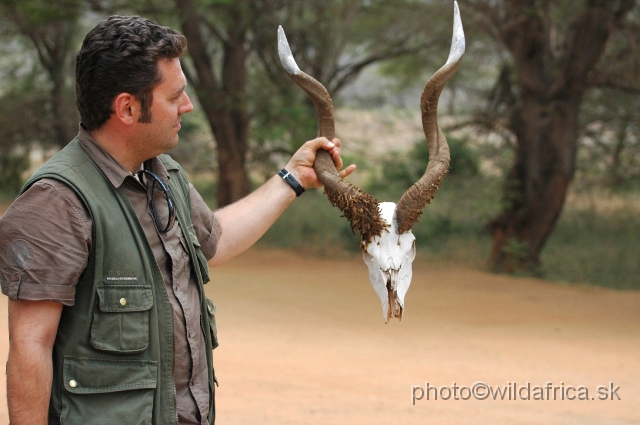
<box><xmin>328</xmin><ymin>44</ymin><xmax>430</xmax><ymax>95</ymax></box>
<box><xmin>174</xmin><ymin>0</ymin><xmax>218</xmax><ymax>90</ymax></box>
<box><xmin>549</xmin><ymin>0</ymin><xmax>636</xmax><ymax>97</ymax></box>
<box><xmin>587</xmin><ymin>78</ymin><xmax>640</xmax><ymax>94</ymax></box>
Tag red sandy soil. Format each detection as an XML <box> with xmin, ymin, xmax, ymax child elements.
<box><xmin>0</xmin><ymin>247</ymin><xmax>639</xmax><ymax>424</ymax></box>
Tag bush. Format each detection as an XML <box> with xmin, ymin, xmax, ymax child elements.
<box><xmin>0</xmin><ymin>149</ymin><xmax>30</xmax><ymax>196</ymax></box>
<box><xmin>259</xmin><ymin>173</ymin><xmax>501</xmax><ymax>265</ymax></box>
<box><xmin>367</xmin><ymin>134</ymin><xmax>479</xmax><ymax>193</ymax></box>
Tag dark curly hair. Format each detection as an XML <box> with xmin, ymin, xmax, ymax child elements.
<box><xmin>76</xmin><ymin>16</ymin><xmax>187</xmax><ymax>131</ymax></box>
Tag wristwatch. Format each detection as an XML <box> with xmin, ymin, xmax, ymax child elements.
<box><xmin>277</xmin><ymin>168</ymin><xmax>305</xmax><ymax>197</ymax></box>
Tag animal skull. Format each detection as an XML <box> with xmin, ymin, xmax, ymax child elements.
<box><xmin>278</xmin><ymin>2</ymin><xmax>465</xmax><ymax>322</ymax></box>
<box><xmin>363</xmin><ymin>202</ymin><xmax>416</xmax><ymax>323</ymax></box>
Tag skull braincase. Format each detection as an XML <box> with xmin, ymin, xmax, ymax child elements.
<box><xmin>363</xmin><ymin>202</ymin><xmax>416</xmax><ymax>323</ymax></box>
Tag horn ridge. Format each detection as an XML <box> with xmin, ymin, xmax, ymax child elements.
<box><xmin>394</xmin><ymin>2</ymin><xmax>465</xmax><ymax>234</ymax></box>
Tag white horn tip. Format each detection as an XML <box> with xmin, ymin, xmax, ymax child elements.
<box><xmin>446</xmin><ymin>1</ymin><xmax>466</xmax><ymax>65</ymax></box>
<box><xmin>277</xmin><ymin>26</ymin><xmax>301</xmax><ymax>76</ymax></box>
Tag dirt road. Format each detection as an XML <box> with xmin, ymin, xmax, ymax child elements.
<box><xmin>0</xmin><ymin>247</ymin><xmax>638</xmax><ymax>424</ymax></box>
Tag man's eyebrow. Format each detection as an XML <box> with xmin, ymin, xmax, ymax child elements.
<box><xmin>172</xmin><ymin>84</ymin><xmax>186</xmax><ymax>96</ymax></box>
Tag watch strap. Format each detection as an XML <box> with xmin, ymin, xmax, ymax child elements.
<box><xmin>277</xmin><ymin>168</ymin><xmax>305</xmax><ymax>197</ymax></box>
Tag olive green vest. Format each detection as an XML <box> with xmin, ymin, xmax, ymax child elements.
<box><xmin>21</xmin><ymin>138</ymin><xmax>216</xmax><ymax>425</ymax></box>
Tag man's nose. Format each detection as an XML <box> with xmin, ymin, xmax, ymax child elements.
<box><xmin>180</xmin><ymin>93</ymin><xmax>194</xmax><ymax>114</ymax></box>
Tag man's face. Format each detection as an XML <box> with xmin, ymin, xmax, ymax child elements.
<box><xmin>136</xmin><ymin>57</ymin><xmax>193</xmax><ymax>157</ymax></box>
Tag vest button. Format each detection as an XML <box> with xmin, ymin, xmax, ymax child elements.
<box><xmin>69</xmin><ymin>380</ymin><xmax>77</xmax><ymax>388</ymax></box>
<box><xmin>120</xmin><ymin>298</ymin><xmax>127</xmax><ymax>306</ymax></box>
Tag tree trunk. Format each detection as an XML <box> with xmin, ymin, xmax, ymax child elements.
<box><xmin>197</xmin><ymin>24</ymin><xmax>251</xmax><ymax>207</ymax></box>
<box><xmin>489</xmin><ymin>94</ymin><xmax>580</xmax><ymax>272</ymax></box>
<box><xmin>197</xmin><ymin>86</ymin><xmax>251</xmax><ymax>207</ymax></box>
<box><xmin>175</xmin><ymin>0</ymin><xmax>251</xmax><ymax>207</ymax></box>
<box><xmin>488</xmin><ymin>0</ymin><xmax>635</xmax><ymax>273</ymax></box>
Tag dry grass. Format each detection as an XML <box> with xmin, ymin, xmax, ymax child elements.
<box><xmin>565</xmin><ymin>188</ymin><xmax>640</xmax><ymax>215</ymax></box>
<box><xmin>542</xmin><ymin>187</ymin><xmax>640</xmax><ymax>289</ymax></box>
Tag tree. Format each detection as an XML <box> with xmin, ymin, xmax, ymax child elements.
<box><xmin>0</xmin><ymin>0</ymin><xmax>84</xmax><ymax>192</ymax></box>
<box><xmin>167</xmin><ymin>0</ymin><xmax>251</xmax><ymax>207</ymax></box>
<box><xmin>579</xmin><ymin>89</ymin><xmax>640</xmax><ymax>187</ymax></box>
<box><xmin>469</xmin><ymin>0</ymin><xmax>639</xmax><ymax>273</ymax></box>
<box><xmin>0</xmin><ymin>89</ymin><xmax>51</xmax><ymax>193</ymax></box>
<box><xmin>0</xmin><ymin>0</ymin><xmax>82</xmax><ymax>148</ymax></box>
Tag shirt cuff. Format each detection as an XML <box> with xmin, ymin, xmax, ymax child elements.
<box><xmin>1</xmin><ymin>278</ymin><xmax>75</xmax><ymax>306</ymax></box>
<box><xmin>200</xmin><ymin>213</ymin><xmax>222</xmax><ymax>261</ymax></box>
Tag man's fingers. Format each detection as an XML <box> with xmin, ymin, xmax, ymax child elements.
<box><xmin>338</xmin><ymin>164</ymin><xmax>356</xmax><ymax>179</ymax></box>
<box><xmin>303</xmin><ymin>137</ymin><xmax>341</xmax><ymax>154</ymax></box>
<box><xmin>309</xmin><ymin>137</ymin><xmax>334</xmax><ymax>150</ymax></box>
<box><xmin>331</xmin><ymin>147</ymin><xmax>344</xmax><ymax>170</ymax></box>
<box><xmin>287</xmin><ymin>137</ymin><xmax>353</xmax><ymax>189</ymax></box>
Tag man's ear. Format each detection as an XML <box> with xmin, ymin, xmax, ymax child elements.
<box><xmin>112</xmin><ymin>93</ymin><xmax>140</xmax><ymax>125</ymax></box>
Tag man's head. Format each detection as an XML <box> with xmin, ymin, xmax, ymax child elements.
<box><xmin>76</xmin><ymin>16</ymin><xmax>187</xmax><ymax>131</ymax></box>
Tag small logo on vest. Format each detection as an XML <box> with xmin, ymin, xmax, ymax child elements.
<box><xmin>106</xmin><ymin>270</ymin><xmax>138</xmax><ymax>281</ymax></box>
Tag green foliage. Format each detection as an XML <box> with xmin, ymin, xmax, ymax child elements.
<box><xmin>259</xmin><ymin>189</ymin><xmax>358</xmax><ymax>256</ymax></box>
<box><xmin>190</xmin><ymin>176</ymin><xmax>218</xmax><ymax>209</ymax></box>
<box><xmin>166</xmin><ymin>108</ymin><xmax>216</xmax><ymax>175</ymax></box>
<box><xmin>259</xmin><ymin>173</ymin><xmax>501</xmax><ymax>261</ymax></box>
<box><xmin>0</xmin><ymin>150</ymin><xmax>29</xmax><ymax>195</ymax></box>
<box><xmin>497</xmin><ymin>237</ymin><xmax>538</xmax><ymax>276</ymax></box>
<box><xmin>0</xmin><ymin>0</ymin><xmax>82</xmax><ymax>192</ymax></box>
<box><xmin>542</xmin><ymin>195</ymin><xmax>640</xmax><ymax>290</ymax></box>
<box><xmin>367</xmin><ymin>134</ymin><xmax>480</xmax><ymax>193</ymax></box>
<box><xmin>499</xmin><ymin>178</ymin><xmax>524</xmax><ymax>211</ymax></box>
<box><xmin>404</xmin><ymin>174</ymin><xmax>501</xmax><ymax>255</ymax></box>
<box><xmin>433</xmin><ymin>135</ymin><xmax>480</xmax><ymax>176</ymax></box>
<box><xmin>0</xmin><ymin>85</ymin><xmax>52</xmax><ymax>194</ymax></box>
<box><xmin>3</xmin><ymin>0</ymin><xmax>83</xmax><ymax>23</ymax></box>
<box><xmin>247</xmin><ymin>70</ymin><xmax>318</xmax><ymax>178</ymax></box>
<box><xmin>577</xmin><ymin>89</ymin><xmax>640</xmax><ymax>186</ymax></box>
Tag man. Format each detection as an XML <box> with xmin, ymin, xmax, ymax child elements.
<box><xmin>0</xmin><ymin>16</ymin><xmax>354</xmax><ymax>425</ymax></box>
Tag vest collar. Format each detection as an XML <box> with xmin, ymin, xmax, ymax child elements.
<box><xmin>77</xmin><ymin>125</ymin><xmax>170</xmax><ymax>188</ymax></box>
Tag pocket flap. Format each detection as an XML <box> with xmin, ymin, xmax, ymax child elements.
<box><xmin>63</xmin><ymin>356</ymin><xmax>157</xmax><ymax>394</ymax></box>
<box><xmin>97</xmin><ymin>285</ymin><xmax>153</xmax><ymax>312</ymax></box>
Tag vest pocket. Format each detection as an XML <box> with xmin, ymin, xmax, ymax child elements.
<box><xmin>61</xmin><ymin>355</ymin><xmax>157</xmax><ymax>425</ymax></box>
<box><xmin>91</xmin><ymin>285</ymin><xmax>153</xmax><ymax>353</ymax></box>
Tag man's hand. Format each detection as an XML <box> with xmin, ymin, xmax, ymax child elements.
<box><xmin>284</xmin><ymin>137</ymin><xmax>356</xmax><ymax>189</ymax></box>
